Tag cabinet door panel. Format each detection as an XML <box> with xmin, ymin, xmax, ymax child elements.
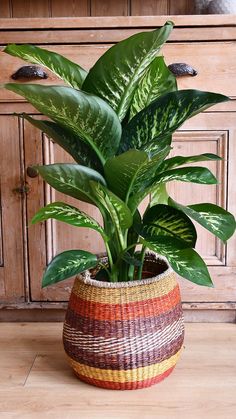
<box><xmin>174</xmin><ymin>113</ymin><xmax>236</xmax><ymax>303</ymax></box>
<box><xmin>169</xmin><ymin>131</ymin><xmax>226</xmax><ymax>266</ymax></box>
<box><xmin>0</xmin><ymin>115</ymin><xmax>25</xmax><ymax>303</ymax></box>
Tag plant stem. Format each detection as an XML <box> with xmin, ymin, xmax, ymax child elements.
<box><xmin>137</xmin><ymin>245</ymin><xmax>146</xmax><ymax>280</ymax></box>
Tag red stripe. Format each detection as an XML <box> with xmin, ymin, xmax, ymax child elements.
<box><xmin>69</xmin><ymin>285</ymin><xmax>180</xmax><ymax>321</ymax></box>
<box><xmin>73</xmin><ymin>366</ymin><xmax>175</xmax><ymax>390</ymax></box>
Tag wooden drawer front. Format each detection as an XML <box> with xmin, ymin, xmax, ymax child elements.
<box><xmin>0</xmin><ymin>41</ymin><xmax>236</xmax><ymax>102</ymax></box>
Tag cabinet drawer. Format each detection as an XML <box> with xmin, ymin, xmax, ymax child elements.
<box><xmin>0</xmin><ymin>42</ymin><xmax>236</xmax><ymax>103</ymax></box>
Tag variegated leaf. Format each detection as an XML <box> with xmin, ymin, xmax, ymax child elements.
<box><xmin>159</xmin><ymin>153</ymin><xmax>222</xmax><ymax>172</ymax></box>
<box><xmin>90</xmin><ymin>181</ymin><xmax>133</xmax><ymax>230</ymax></box>
<box><xmin>154</xmin><ymin>166</ymin><xmax>218</xmax><ymax>185</ymax></box>
<box><xmin>4</xmin><ymin>84</ymin><xmax>122</xmax><ymax>164</ymax></box>
<box><xmin>31</xmin><ymin>201</ymin><xmax>107</xmax><ymax>240</ymax></box>
<box><xmin>120</xmin><ymin>90</ymin><xmax>229</xmax><ymax>152</ymax></box>
<box><xmin>4</xmin><ymin>44</ymin><xmax>87</xmax><ymax>89</ymax></box>
<box><xmin>36</xmin><ymin>164</ymin><xmax>106</xmax><ymax>205</ymax></box>
<box><xmin>21</xmin><ymin>114</ymin><xmax>103</xmax><ymax>172</ymax></box>
<box><xmin>42</xmin><ymin>250</ymin><xmax>97</xmax><ymax>287</ymax></box>
<box><xmin>82</xmin><ymin>22</ymin><xmax>173</xmax><ymax>120</ymax></box>
<box><xmin>169</xmin><ymin>199</ymin><xmax>236</xmax><ymax>242</ymax></box>
<box><xmin>167</xmin><ymin>248</ymin><xmax>213</xmax><ymax>287</ymax></box>
<box><xmin>141</xmin><ymin>204</ymin><xmax>197</xmax><ymax>247</ymax></box>
<box><xmin>142</xmin><ymin>238</ymin><xmax>213</xmax><ymax>287</ymax></box>
<box><xmin>129</xmin><ymin>56</ymin><xmax>177</xmax><ymax>120</ymax></box>
<box><xmin>104</xmin><ymin>147</ymin><xmax>170</xmax><ymax>205</ymax></box>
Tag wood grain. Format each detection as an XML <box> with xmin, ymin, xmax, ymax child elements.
<box><xmin>51</xmin><ymin>0</ymin><xmax>90</xmax><ymax>17</ymax></box>
<box><xmin>169</xmin><ymin>0</ymin><xmax>195</xmax><ymax>14</ymax></box>
<box><xmin>131</xmin><ymin>0</ymin><xmax>168</xmax><ymax>15</ymax></box>
<box><xmin>0</xmin><ymin>0</ymin><xmax>11</xmax><ymax>17</ymax></box>
<box><xmin>0</xmin><ymin>116</ymin><xmax>25</xmax><ymax>303</ymax></box>
<box><xmin>0</xmin><ymin>323</ymin><xmax>235</xmax><ymax>418</ymax></box>
<box><xmin>1</xmin><ymin>15</ymin><xmax>236</xmax><ymax>29</ymax></box>
<box><xmin>91</xmin><ymin>0</ymin><xmax>128</xmax><ymax>16</ymax></box>
<box><xmin>11</xmin><ymin>0</ymin><xmax>50</xmax><ymax>18</ymax></box>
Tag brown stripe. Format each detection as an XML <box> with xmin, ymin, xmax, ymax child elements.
<box><xmin>63</xmin><ymin>332</ymin><xmax>184</xmax><ymax>370</ymax></box>
<box><xmin>64</xmin><ymin>302</ymin><xmax>183</xmax><ymax>339</ymax></box>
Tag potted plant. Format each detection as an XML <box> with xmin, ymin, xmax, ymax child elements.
<box><xmin>2</xmin><ymin>21</ymin><xmax>235</xmax><ymax>390</ymax></box>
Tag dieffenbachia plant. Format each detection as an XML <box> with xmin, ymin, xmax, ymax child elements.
<box><xmin>2</xmin><ymin>21</ymin><xmax>235</xmax><ymax>287</ymax></box>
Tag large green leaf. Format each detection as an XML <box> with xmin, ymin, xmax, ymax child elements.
<box><xmin>36</xmin><ymin>164</ymin><xmax>106</xmax><ymax>205</ymax></box>
<box><xmin>42</xmin><ymin>250</ymin><xmax>97</xmax><ymax>287</ymax></box>
<box><xmin>167</xmin><ymin>248</ymin><xmax>213</xmax><ymax>287</ymax></box>
<box><xmin>169</xmin><ymin>199</ymin><xmax>236</xmax><ymax>242</ymax></box>
<box><xmin>159</xmin><ymin>153</ymin><xmax>222</xmax><ymax>172</ymax></box>
<box><xmin>129</xmin><ymin>56</ymin><xmax>177</xmax><ymax>120</ymax></box>
<box><xmin>31</xmin><ymin>201</ymin><xmax>107</xmax><ymax>240</ymax></box>
<box><xmin>120</xmin><ymin>90</ymin><xmax>229</xmax><ymax>152</ymax></box>
<box><xmin>4</xmin><ymin>84</ymin><xmax>122</xmax><ymax>164</ymax></box>
<box><xmin>90</xmin><ymin>181</ymin><xmax>133</xmax><ymax>230</ymax></box>
<box><xmin>4</xmin><ymin>44</ymin><xmax>87</xmax><ymax>89</ymax></box>
<box><xmin>128</xmin><ymin>166</ymin><xmax>217</xmax><ymax>214</ymax></box>
<box><xmin>154</xmin><ymin>166</ymin><xmax>218</xmax><ymax>185</ymax></box>
<box><xmin>82</xmin><ymin>22</ymin><xmax>174</xmax><ymax>120</ymax></box>
<box><xmin>142</xmin><ymin>238</ymin><xmax>213</xmax><ymax>287</ymax></box>
<box><xmin>104</xmin><ymin>147</ymin><xmax>170</xmax><ymax>204</ymax></box>
<box><xmin>21</xmin><ymin>114</ymin><xmax>103</xmax><ymax>172</ymax></box>
<box><xmin>142</xmin><ymin>204</ymin><xmax>197</xmax><ymax>247</ymax></box>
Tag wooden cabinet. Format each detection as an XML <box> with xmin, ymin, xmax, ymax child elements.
<box><xmin>0</xmin><ymin>16</ymin><xmax>235</xmax><ymax>321</ymax></box>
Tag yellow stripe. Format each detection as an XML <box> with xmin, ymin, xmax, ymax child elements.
<box><xmin>72</xmin><ymin>273</ymin><xmax>177</xmax><ymax>304</ymax></box>
<box><xmin>68</xmin><ymin>348</ymin><xmax>182</xmax><ymax>383</ymax></box>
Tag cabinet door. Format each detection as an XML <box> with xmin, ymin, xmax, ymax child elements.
<box><xmin>24</xmin><ymin>117</ymin><xmax>105</xmax><ymax>301</ymax></box>
<box><xmin>0</xmin><ymin>115</ymin><xmax>25</xmax><ymax>304</ymax></box>
<box><xmin>25</xmin><ymin>112</ymin><xmax>236</xmax><ymax>304</ymax></box>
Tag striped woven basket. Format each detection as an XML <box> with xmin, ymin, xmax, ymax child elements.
<box><xmin>63</xmin><ymin>253</ymin><xmax>184</xmax><ymax>390</ymax></box>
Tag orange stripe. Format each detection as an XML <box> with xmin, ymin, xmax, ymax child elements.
<box><xmin>74</xmin><ymin>365</ymin><xmax>175</xmax><ymax>390</ymax></box>
<box><xmin>69</xmin><ymin>284</ymin><xmax>181</xmax><ymax>321</ymax></box>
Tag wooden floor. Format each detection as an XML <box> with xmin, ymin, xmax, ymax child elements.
<box><xmin>0</xmin><ymin>323</ymin><xmax>235</xmax><ymax>419</ymax></box>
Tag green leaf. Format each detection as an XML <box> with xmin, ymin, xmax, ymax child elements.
<box><xmin>120</xmin><ymin>90</ymin><xmax>229</xmax><ymax>152</ymax></box>
<box><xmin>42</xmin><ymin>250</ymin><xmax>97</xmax><ymax>287</ymax></box>
<box><xmin>31</xmin><ymin>201</ymin><xmax>107</xmax><ymax>240</ymax></box>
<box><xmin>142</xmin><ymin>204</ymin><xmax>197</xmax><ymax>247</ymax></box>
<box><xmin>129</xmin><ymin>56</ymin><xmax>177</xmax><ymax>120</ymax></box>
<box><xmin>36</xmin><ymin>164</ymin><xmax>106</xmax><ymax>205</ymax></box>
<box><xmin>154</xmin><ymin>166</ymin><xmax>218</xmax><ymax>185</ymax></box>
<box><xmin>90</xmin><ymin>181</ymin><xmax>133</xmax><ymax>230</ymax></box>
<box><xmin>160</xmin><ymin>153</ymin><xmax>222</xmax><ymax>172</ymax></box>
<box><xmin>169</xmin><ymin>199</ymin><xmax>236</xmax><ymax>242</ymax></box>
<box><xmin>4</xmin><ymin>84</ymin><xmax>122</xmax><ymax>164</ymax></box>
<box><xmin>167</xmin><ymin>248</ymin><xmax>213</xmax><ymax>287</ymax></box>
<box><xmin>104</xmin><ymin>147</ymin><xmax>170</xmax><ymax>205</ymax></box>
<box><xmin>21</xmin><ymin>114</ymin><xmax>103</xmax><ymax>172</ymax></box>
<box><xmin>142</xmin><ymin>238</ymin><xmax>213</xmax><ymax>287</ymax></box>
<box><xmin>4</xmin><ymin>44</ymin><xmax>87</xmax><ymax>89</ymax></box>
<box><xmin>82</xmin><ymin>22</ymin><xmax>174</xmax><ymax>120</ymax></box>
<box><xmin>150</xmin><ymin>184</ymin><xmax>169</xmax><ymax>206</ymax></box>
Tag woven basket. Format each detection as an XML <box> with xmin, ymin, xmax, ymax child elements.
<box><xmin>63</xmin><ymin>253</ymin><xmax>184</xmax><ymax>390</ymax></box>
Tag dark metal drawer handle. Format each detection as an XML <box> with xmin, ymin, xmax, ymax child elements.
<box><xmin>11</xmin><ymin>65</ymin><xmax>48</xmax><ymax>81</ymax></box>
<box><xmin>168</xmin><ymin>63</ymin><xmax>198</xmax><ymax>77</ymax></box>
<box><xmin>27</xmin><ymin>166</ymin><xmax>38</xmax><ymax>178</ymax></box>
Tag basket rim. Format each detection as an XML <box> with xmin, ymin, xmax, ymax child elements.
<box><xmin>77</xmin><ymin>252</ymin><xmax>174</xmax><ymax>289</ymax></box>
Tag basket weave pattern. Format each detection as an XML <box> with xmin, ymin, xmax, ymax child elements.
<box><xmin>63</xmin><ymin>254</ymin><xmax>184</xmax><ymax>390</ymax></box>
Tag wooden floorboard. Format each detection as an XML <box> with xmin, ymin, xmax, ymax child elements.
<box><xmin>0</xmin><ymin>323</ymin><xmax>235</xmax><ymax>418</ymax></box>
